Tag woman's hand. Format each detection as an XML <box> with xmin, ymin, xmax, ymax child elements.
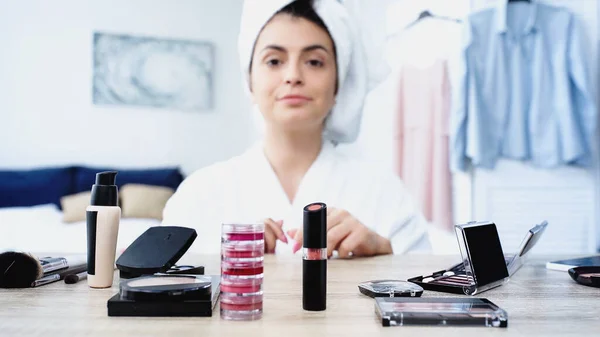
<box><xmin>288</xmin><ymin>207</ymin><xmax>392</xmax><ymax>258</ymax></box>
<box><xmin>263</xmin><ymin>218</ymin><xmax>288</xmax><ymax>253</ymax></box>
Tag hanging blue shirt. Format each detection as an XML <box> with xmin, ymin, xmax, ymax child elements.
<box><xmin>450</xmin><ymin>2</ymin><xmax>597</xmax><ymax>172</ymax></box>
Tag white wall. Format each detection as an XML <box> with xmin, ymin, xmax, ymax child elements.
<box><xmin>0</xmin><ymin>0</ymin><xmax>253</xmax><ymax>176</ymax></box>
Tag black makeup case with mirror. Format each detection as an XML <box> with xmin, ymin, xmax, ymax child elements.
<box><xmin>408</xmin><ymin>221</ymin><xmax>547</xmax><ymax>295</ymax></box>
<box><xmin>116</xmin><ymin>226</ymin><xmax>204</xmax><ymax>279</ymax></box>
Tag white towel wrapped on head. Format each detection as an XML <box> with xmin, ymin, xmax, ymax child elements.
<box><xmin>238</xmin><ymin>0</ymin><xmax>388</xmax><ymax>144</ymax></box>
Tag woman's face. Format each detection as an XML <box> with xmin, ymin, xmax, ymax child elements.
<box><xmin>250</xmin><ymin>13</ymin><xmax>337</xmax><ymax>134</ymax></box>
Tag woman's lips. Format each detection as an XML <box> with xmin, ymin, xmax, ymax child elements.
<box><xmin>278</xmin><ymin>95</ymin><xmax>312</xmax><ymax>105</ymax></box>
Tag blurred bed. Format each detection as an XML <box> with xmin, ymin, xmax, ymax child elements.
<box><xmin>0</xmin><ymin>204</ymin><xmax>159</xmax><ymax>254</ymax></box>
<box><xmin>0</xmin><ymin>166</ymin><xmax>183</xmax><ymax>254</ymax></box>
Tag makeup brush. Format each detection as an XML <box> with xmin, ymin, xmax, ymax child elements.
<box><xmin>0</xmin><ymin>251</ymin><xmax>44</xmax><ymax>288</ymax></box>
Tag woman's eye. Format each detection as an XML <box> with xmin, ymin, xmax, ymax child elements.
<box><xmin>308</xmin><ymin>59</ymin><xmax>324</xmax><ymax>67</ymax></box>
<box><xmin>266</xmin><ymin>59</ymin><xmax>281</xmax><ymax>67</ymax></box>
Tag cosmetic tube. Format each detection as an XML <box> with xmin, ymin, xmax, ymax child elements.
<box><xmin>302</xmin><ymin>202</ymin><xmax>327</xmax><ymax>311</ymax></box>
<box><xmin>86</xmin><ymin>171</ymin><xmax>120</xmax><ymax>288</ymax></box>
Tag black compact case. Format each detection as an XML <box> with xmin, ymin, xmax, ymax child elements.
<box><xmin>568</xmin><ymin>266</ymin><xmax>600</xmax><ymax>288</ymax></box>
<box><xmin>108</xmin><ymin>226</ymin><xmax>218</xmax><ymax>317</ymax></box>
<box><xmin>107</xmin><ymin>275</ymin><xmax>220</xmax><ymax>317</ymax></box>
<box><xmin>409</xmin><ymin>221</ymin><xmax>510</xmax><ymax>295</ymax></box>
<box><xmin>116</xmin><ymin>226</ymin><xmax>204</xmax><ymax>278</ymax></box>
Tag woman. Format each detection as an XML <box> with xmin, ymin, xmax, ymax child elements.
<box><xmin>162</xmin><ymin>0</ymin><xmax>430</xmax><ymax>256</ymax></box>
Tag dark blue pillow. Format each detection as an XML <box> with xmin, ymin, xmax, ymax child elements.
<box><xmin>0</xmin><ymin>167</ymin><xmax>74</xmax><ymax>208</ymax></box>
<box><xmin>73</xmin><ymin>166</ymin><xmax>184</xmax><ymax>193</ymax></box>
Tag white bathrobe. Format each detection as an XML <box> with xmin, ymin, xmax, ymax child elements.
<box><xmin>162</xmin><ymin>141</ymin><xmax>430</xmax><ymax>255</ymax></box>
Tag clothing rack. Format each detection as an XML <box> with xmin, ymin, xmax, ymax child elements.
<box><xmin>387</xmin><ymin>9</ymin><xmax>462</xmax><ymax>40</ymax></box>
<box><xmin>403</xmin><ymin>10</ymin><xmax>462</xmax><ymax>31</ymax></box>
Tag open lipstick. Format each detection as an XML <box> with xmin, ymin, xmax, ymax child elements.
<box><xmin>302</xmin><ymin>202</ymin><xmax>327</xmax><ymax>311</ymax></box>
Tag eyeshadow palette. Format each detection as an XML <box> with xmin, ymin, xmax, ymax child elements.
<box><xmin>422</xmin><ymin>273</ymin><xmax>473</xmax><ymax>286</ymax></box>
<box><xmin>409</xmin><ymin>270</ymin><xmax>476</xmax><ymax>295</ymax></box>
<box><xmin>375</xmin><ymin>297</ymin><xmax>508</xmax><ymax>327</ymax></box>
<box><xmin>408</xmin><ymin>221</ymin><xmax>547</xmax><ymax>295</ymax></box>
<box><xmin>409</xmin><ymin>221</ymin><xmax>510</xmax><ymax>295</ymax></box>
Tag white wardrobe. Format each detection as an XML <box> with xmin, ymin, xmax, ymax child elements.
<box><xmin>458</xmin><ymin>0</ymin><xmax>600</xmax><ymax>254</ymax></box>
<box><xmin>348</xmin><ymin>0</ymin><xmax>600</xmax><ymax>255</ymax></box>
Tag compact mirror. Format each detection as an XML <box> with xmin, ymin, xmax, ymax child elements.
<box><xmin>358</xmin><ymin>279</ymin><xmax>424</xmax><ymax>298</ymax></box>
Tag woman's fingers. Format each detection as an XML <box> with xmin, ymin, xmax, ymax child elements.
<box><xmin>288</xmin><ymin>229</ymin><xmax>303</xmax><ymax>254</ymax></box>
<box><xmin>287</xmin><ymin>228</ymin><xmax>298</xmax><ymax>239</ymax></box>
<box><xmin>263</xmin><ymin>218</ymin><xmax>287</xmax><ymax>253</ymax></box>
<box><xmin>264</xmin><ymin>223</ymin><xmax>277</xmax><ymax>253</ymax></box>
<box><xmin>336</xmin><ymin>227</ymin><xmax>367</xmax><ymax>258</ymax></box>
<box><xmin>288</xmin><ymin>207</ymin><xmax>360</xmax><ymax>256</ymax></box>
<box><xmin>274</xmin><ymin>219</ymin><xmax>288</xmax><ymax>243</ymax></box>
<box><xmin>326</xmin><ymin>208</ymin><xmax>346</xmax><ymax>231</ymax></box>
<box><xmin>284</xmin><ymin>207</ymin><xmax>382</xmax><ymax>258</ymax></box>
<box><xmin>326</xmin><ymin>221</ymin><xmax>352</xmax><ymax>257</ymax></box>
<box><xmin>265</xmin><ymin>218</ymin><xmax>288</xmax><ymax>244</ymax></box>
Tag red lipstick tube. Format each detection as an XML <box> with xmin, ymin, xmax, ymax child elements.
<box><xmin>302</xmin><ymin>202</ymin><xmax>327</xmax><ymax>311</ymax></box>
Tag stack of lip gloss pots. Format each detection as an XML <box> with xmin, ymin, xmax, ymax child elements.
<box><xmin>220</xmin><ymin>223</ymin><xmax>264</xmax><ymax>321</ymax></box>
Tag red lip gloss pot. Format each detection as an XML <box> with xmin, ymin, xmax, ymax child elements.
<box><xmin>303</xmin><ymin>202</ymin><xmax>327</xmax><ymax>311</ymax></box>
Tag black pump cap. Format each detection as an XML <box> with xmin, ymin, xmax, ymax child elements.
<box><xmin>303</xmin><ymin>202</ymin><xmax>327</xmax><ymax>249</ymax></box>
<box><xmin>96</xmin><ymin>171</ymin><xmax>116</xmax><ymax>186</ymax></box>
<box><xmin>90</xmin><ymin>171</ymin><xmax>118</xmax><ymax>207</ymax></box>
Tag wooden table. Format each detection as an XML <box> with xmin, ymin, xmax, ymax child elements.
<box><xmin>1</xmin><ymin>254</ymin><xmax>599</xmax><ymax>336</ymax></box>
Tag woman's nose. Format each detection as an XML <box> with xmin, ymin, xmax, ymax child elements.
<box><xmin>284</xmin><ymin>63</ymin><xmax>303</xmax><ymax>86</ymax></box>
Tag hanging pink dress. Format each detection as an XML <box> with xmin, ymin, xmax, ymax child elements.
<box><xmin>395</xmin><ymin>60</ymin><xmax>453</xmax><ymax>231</ymax></box>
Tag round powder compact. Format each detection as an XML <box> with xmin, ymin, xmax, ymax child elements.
<box><xmin>120</xmin><ymin>275</ymin><xmax>212</xmax><ymax>302</ymax></box>
<box><xmin>358</xmin><ymin>280</ymin><xmax>424</xmax><ymax>298</ymax></box>
<box><xmin>568</xmin><ymin>266</ymin><xmax>600</xmax><ymax>288</ymax></box>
